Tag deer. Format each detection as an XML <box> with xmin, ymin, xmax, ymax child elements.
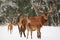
<box><xmin>8</xmin><ymin>22</ymin><xmax>13</xmax><ymax>34</ymax></box>
<box><xmin>17</xmin><ymin>2</ymin><xmax>55</xmax><ymax>39</ymax></box>
<box><xmin>26</xmin><ymin>2</ymin><xmax>53</xmax><ymax>39</ymax></box>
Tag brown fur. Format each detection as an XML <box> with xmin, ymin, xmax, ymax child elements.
<box><xmin>8</xmin><ymin>22</ymin><xmax>13</xmax><ymax>34</ymax></box>
<box><xmin>17</xmin><ymin>17</ymin><xmax>27</xmax><ymax>37</ymax></box>
<box><xmin>18</xmin><ymin>13</ymin><xmax>49</xmax><ymax>39</ymax></box>
<box><xmin>17</xmin><ymin>1</ymin><xmax>55</xmax><ymax>39</ymax></box>
<box><xmin>26</xmin><ymin>15</ymin><xmax>48</xmax><ymax>39</ymax></box>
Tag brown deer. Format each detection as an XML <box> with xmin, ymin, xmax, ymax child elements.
<box><xmin>26</xmin><ymin>12</ymin><xmax>51</xmax><ymax>39</ymax></box>
<box><xmin>8</xmin><ymin>22</ymin><xmax>13</xmax><ymax>34</ymax></box>
<box><xmin>17</xmin><ymin>17</ymin><xmax>27</xmax><ymax>37</ymax></box>
<box><xmin>17</xmin><ymin>2</ymin><xmax>54</xmax><ymax>39</ymax></box>
<box><xmin>26</xmin><ymin>2</ymin><xmax>53</xmax><ymax>39</ymax></box>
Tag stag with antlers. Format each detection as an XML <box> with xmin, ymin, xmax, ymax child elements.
<box><xmin>17</xmin><ymin>1</ymin><xmax>56</xmax><ymax>39</ymax></box>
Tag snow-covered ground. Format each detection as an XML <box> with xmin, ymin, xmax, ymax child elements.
<box><xmin>0</xmin><ymin>24</ymin><xmax>60</xmax><ymax>40</ymax></box>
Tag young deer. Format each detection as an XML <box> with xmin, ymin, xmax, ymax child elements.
<box><xmin>8</xmin><ymin>22</ymin><xmax>13</xmax><ymax>34</ymax></box>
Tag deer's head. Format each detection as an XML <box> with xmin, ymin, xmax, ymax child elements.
<box><xmin>32</xmin><ymin>2</ymin><xmax>56</xmax><ymax>20</ymax></box>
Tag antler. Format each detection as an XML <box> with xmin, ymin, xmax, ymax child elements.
<box><xmin>32</xmin><ymin>2</ymin><xmax>44</xmax><ymax>13</ymax></box>
<box><xmin>48</xmin><ymin>1</ymin><xmax>57</xmax><ymax>13</ymax></box>
<box><xmin>31</xmin><ymin>0</ymin><xmax>57</xmax><ymax>16</ymax></box>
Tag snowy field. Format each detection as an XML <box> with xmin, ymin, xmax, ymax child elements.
<box><xmin>0</xmin><ymin>24</ymin><xmax>60</xmax><ymax>40</ymax></box>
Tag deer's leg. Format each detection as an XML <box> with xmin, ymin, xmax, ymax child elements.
<box><xmin>31</xmin><ymin>30</ymin><xmax>32</xmax><ymax>39</ymax></box>
<box><xmin>23</xmin><ymin>25</ymin><xmax>26</xmax><ymax>37</ymax></box>
<box><xmin>20</xmin><ymin>30</ymin><xmax>22</xmax><ymax>37</ymax></box>
<box><xmin>18</xmin><ymin>26</ymin><xmax>20</xmax><ymax>36</ymax></box>
<box><xmin>20</xmin><ymin>26</ymin><xmax>22</xmax><ymax>37</ymax></box>
<box><xmin>18</xmin><ymin>25</ymin><xmax>22</xmax><ymax>37</ymax></box>
<box><xmin>10</xmin><ymin>30</ymin><xmax>11</xmax><ymax>34</ymax></box>
<box><xmin>37</xmin><ymin>31</ymin><xmax>41</xmax><ymax>38</ymax></box>
<box><xmin>23</xmin><ymin>31</ymin><xmax>26</xmax><ymax>37</ymax></box>
<box><xmin>10</xmin><ymin>29</ymin><xmax>12</xmax><ymax>34</ymax></box>
<box><xmin>37</xmin><ymin>27</ymin><xmax>41</xmax><ymax>38</ymax></box>
<box><xmin>39</xmin><ymin>30</ymin><xmax>41</xmax><ymax>38</ymax></box>
<box><xmin>27</xmin><ymin>30</ymin><xmax>29</xmax><ymax>39</ymax></box>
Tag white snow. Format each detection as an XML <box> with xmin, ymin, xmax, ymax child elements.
<box><xmin>0</xmin><ymin>25</ymin><xmax>60</xmax><ymax>40</ymax></box>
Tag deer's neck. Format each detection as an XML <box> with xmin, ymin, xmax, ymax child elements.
<box><xmin>41</xmin><ymin>16</ymin><xmax>47</xmax><ymax>25</ymax></box>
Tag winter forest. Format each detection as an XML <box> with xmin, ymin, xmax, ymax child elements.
<box><xmin>0</xmin><ymin>0</ymin><xmax>60</xmax><ymax>40</ymax></box>
<box><xmin>0</xmin><ymin>0</ymin><xmax>60</xmax><ymax>26</ymax></box>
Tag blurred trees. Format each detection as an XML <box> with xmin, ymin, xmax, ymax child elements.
<box><xmin>0</xmin><ymin>0</ymin><xmax>60</xmax><ymax>26</ymax></box>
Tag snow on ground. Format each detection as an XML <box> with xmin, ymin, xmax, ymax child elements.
<box><xmin>0</xmin><ymin>24</ymin><xmax>60</xmax><ymax>40</ymax></box>
<box><xmin>41</xmin><ymin>26</ymin><xmax>60</xmax><ymax>40</ymax></box>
